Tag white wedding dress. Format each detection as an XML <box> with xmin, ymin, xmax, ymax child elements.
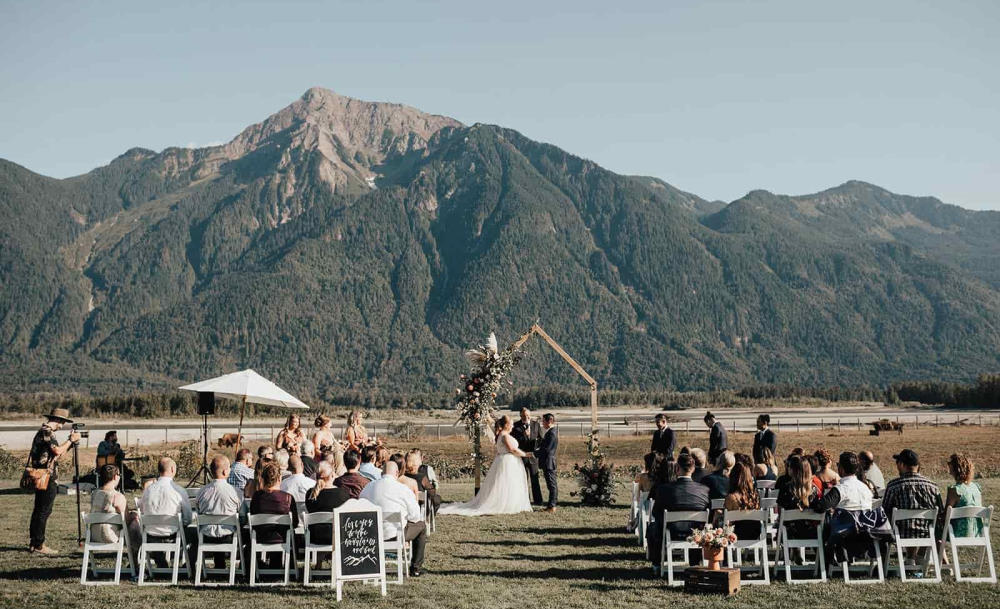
<box><xmin>439</xmin><ymin>432</ymin><xmax>533</xmax><ymax>516</ymax></box>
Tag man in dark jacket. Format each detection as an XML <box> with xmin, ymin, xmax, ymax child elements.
<box><xmin>650</xmin><ymin>414</ymin><xmax>676</xmax><ymax>460</ymax></box>
<box><xmin>752</xmin><ymin>414</ymin><xmax>778</xmax><ymax>464</ymax></box>
<box><xmin>534</xmin><ymin>414</ymin><xmax>559</xmax><ymax>512</ymax></box>
<box><xmin>705</xmin><ymin>411</ymin><xmax>728</xmax><ymax>466</ymax></box>
<box><xmin>512</xmin><ymin>408</ymin><xmax>544</xmax><ymax>504</ymax></box>
<box><xmin>648</xmin><ymin>452</ymin><xmax>710</xmax><ymax>571</ymax></box>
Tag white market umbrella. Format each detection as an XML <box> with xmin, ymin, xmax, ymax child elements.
<box><xmin>179</xmin><ymin>369</ymin><xmax>309</xmax><ymax>455</ymax></box>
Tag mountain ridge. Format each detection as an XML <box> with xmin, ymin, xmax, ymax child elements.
<box><xmin>1</xmin><ymin>87</ymin><xmax>998</xmax><ymax>396</ymax></box>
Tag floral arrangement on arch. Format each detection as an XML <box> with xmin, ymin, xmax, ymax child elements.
<box><xmin>454</xmin><ymin>333</ymin><xmax>522</xmax><ymax>467</ymax></box>
<box><xmin>571</xmin><ymin>430</ymin><xmax>618</xmax><ymax>506</ymax></box>
<box><xmin>686</xmin><ymin>523</ymin><xmax>737</xmax><ymax>550</ymax></box>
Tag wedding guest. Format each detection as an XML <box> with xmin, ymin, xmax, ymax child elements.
<box><xmin>945</xmin><ymin>453</ymin><xmax>983</xmax><ymax>537</ymax></box>
<box><xmin>701</xmin><ymin>450</ymin><xmax>735</xmax><ymax>501</ymax></box>
<box><xmin>361</xmin><ymin>461</ymin><xmax>428</xmax><ymax>577</ymax></box>
<box><xmin>753</xmin><ymin>446</ymin><xmax>778</xmax><ymax>481</ymax></box>
<box><xmin>651</xmin><ymin>413</ymin><xmax>676</xmax><ymax>460</ymax></box>
<box><xmin>195</xmin><ymin>456</ymin><xmax>241</xmax><ymax>570</ymax></box>
<box><xmin>635</xmin><ymin>452</ymin><xmax>657</xmax><ymax>494</ymax></box>
<box><xmin>725</xmin><ymin>462</ymin><xmax>762</xmax><ymax>540</ymax></box>
<box><xmin>227</xmin><ymin>448</ymin><xmax>255</xmax><ymax>496</ymax></box>
<box><xmin>812</xmin><ymin>449</ymin><xmax>839</xmax><ymax>498</ymax></box>
<box><xmin>752</xmin><ymin>414</ymin><xmax>777</xmax><ymax>464</ymax></box>
<box><xmin>704</xmin><ymin>411</ymin><xmax>727</xmax><ymax>466</ymax></box>
<box><xmin>321</xmin><ymin>445</ymin><xmax>347</xmax><ymax>477</ymax></box>
<box><xmin>140</xmin><ymin>457</ymin><xmax>193</xmax><ymax>567</ymax></box>
<box><xmin>734</xmin><ymin>452</ymin><xmax>753</xmax><ymax>470</ymax></box>
<box><xmin>776</xmin><ymin>455</ymin><xmax>818</xmax><ymax>539</ymax></box>
<box><xmin>275</xmin><ymin>414</ymin><xmax>306</xmax><ymax>456</ymax></box>
<box><xmin>858</xmin><ymin>450</ymin><xmax>885</xmax><ymax>494</ymax></box>
<box><xmin>312</xmin><ymin>415</ymin><xmax>335</xmax><ymax>458</ymax></box>
<box><xmin>280</xmin><ymin>454</ymin><xmax>316</xmax><ymax>503</ymax></box>
<box><xmin>304</xmin><ymin>462</ymin><xmax>351</xmax><ymax>546</ymax></box>
<box><xmin>405</xmin><ymin>450</ymin><xmax>441</xmax><ymax>512</ymax></box>
<box><xmin>89</xmin><ymin>464</ymin><xmax>129</xmax><ymax>543</ymax></box>
<box><xmin>27</xmin><ymin>408</ymin><xmax>80</xmax><ymax>555</ymax></box>
<box><xmin>882</xmin><ymin>449</ymin><xmax>942</xmax><ymax>539</ymax></box>
<box><xmin>648</xmin><ymin>452</ymin><xmax>710</xmax><ymax>574</ymax></box>
<box><xmin>375</xmin><ymin>447</ymin><xmax>391</xmax><ymax>469</ymax></box>
<box><xmin>96</xmin><ymin>430</ymin><xmax>125</xmax><ymax>465</ymax></box>
<box><xmin>390</xmin><ymin>452</ymin><xmax>420</xmax><ymax>497</ymax></box>
<box><xmin>689</xmin><ymin>448</ymin><xmax>709</xmax><ymax>482</ymax></box>
<box><xmin>249</xmin><ymin>462</ymin><xmax>297</xmax><ymax>568</ymax></box>
<box><xmin>334</xmin><ymin>450</ymin><xmax>370</xmax><ymax>499</ymax></box>
<box><xmin>359</xmin><ymin>445</ymin><xmax>382</xmax><ymax>482</ymax></box>
<box><xmin>257</xmin><ymin>445</ymin><xmax>275</xmax><ymax>461</ymax></box>
<box><xmin>343</xmin><ymin>410</ymin><xmax>368</xmax><ymax>452</ymax></box>
<box><xmin>299</xmin><ymin>439</ymin><xmax>318</xmax><ymax>478</ymax></box>
<box><xmin>274</xmin><ymin>449</ymin><xmax>291</xmax><ymax>481</ymax></box>
<box><xmin>811</xmin><ymin>452</ymin><xmax>873</xmax><ymax>512</ymax></box>
<box><xmin>244</xmin><ymin>456</ymin><xmax>272</xmax><ymax>499</ymax></box>
<box><xmin>512</xmin><ymin>407</ymin><xmax>544</xmax><ymax>504</ymax></box>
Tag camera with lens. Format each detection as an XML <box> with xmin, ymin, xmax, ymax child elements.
<box><xmin>72</xmin><ymin>422</ymin><xmax>89</xmax><ymax>439</ymax></box>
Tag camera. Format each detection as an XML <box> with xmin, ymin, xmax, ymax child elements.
<box><xmin>72</xmin><ymin>422</ymin><xmax>89</xmax><ymax>439</ymax></box>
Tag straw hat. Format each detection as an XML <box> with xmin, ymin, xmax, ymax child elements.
<box><xmin>44</xmin><ymin>407</ymin><xmax>73</xmax><ymax>424</ymax></box>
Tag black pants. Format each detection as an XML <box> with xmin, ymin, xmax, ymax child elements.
<box><xmin>404</xmin><ymin>521</ymin><xmax>427</xmax><ymax>570</ymax></box>
<box><xmin>29</xmin><ymin>478</ymin><xmax>58</xmax><ymax>548</ymax></box>
<box><xmin>542</xmin><ymin>467</ymin><xmax>558</xmax><ymax>507</ymax></box>
<box><xmin>647</xmin><ymin>526</ymin><xmax>703</xmax><ymax>567</ymax></box>
<box><xmin>524</xmin><ymin>458</ymin><xmax>543</xmax><ymax>504</ymax></box>
<box><xmin>202</xmin><ymin>534</ymin><xmax>234</xmax><ymax>570</ymax></box>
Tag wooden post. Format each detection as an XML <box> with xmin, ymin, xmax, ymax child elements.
<box><xmin>796</xmin><ymin>419</ymin><xmax>800</xmax><ymax>432</ymax></box>
<box><xmin>580</xmin><ymin>422</ymin><xmax>584</xmax><ymax>436</ymax></box>
<box><xmin>686</xmin><ymin>420</ymin><xmax>690</xmax><ymax>432</ymax></box>
<box><xmin>437</xmin><ymin>424</ymin><xmax>441</xmax><ymax>439</ymax></box>
<box><xmin>820</xmin><ymin>418</ymin><xmax>823</xmax><ymax>430</ymax></box>
<box><xmin>233</xmin><ymin>396</ymin><xmax>247</xmax><ymax>459</ymax></box>
<box><xmin>474</xmin><ymin>426</ymin><xmax>482</xmax><ymax>495</ymax></box>
<box><xmin>837</xmin><ymin>419</ymin><xmax>841</xmax><ymax>432</ymax></box>
<box><xmin>857</xmin><ymin>417</ymin><xmax>861</xmax><ymax>430</ymax></box>
<box><xmin>164</xmin><ymin>427</ymin><xmax>168</xmax><ymax>445</ymax></box>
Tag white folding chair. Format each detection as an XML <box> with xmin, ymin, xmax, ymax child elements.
<box><xmin>887</xmin><ymin>508</ymin><xmax>941</xmax><ymax>582</ymax></box>
<box><xmin>628</xmin><ymin>482</ymin><xmax>640</xmax><ymax>533</ymax></box>
<box><xmin>302</xmin><ymin>511</ymin><xmax>335</xmax><ymax>586</ymax></box>
<box><xmin>761</xmin><ymin>497</ymin><xmax>779</xmax><ymax>548</ymax></box>
<box><xmin>660</xmin><ymin>510</ymin><xmax>709</xmax><ymax>586</ymax></box>
<box><xmin>137</xmin><ymin>513</ymin><xmax>190</xmax><ymax>585</ymax></box>
<box><xmin>724</xmin><ymin>509</ymin><xmax>770</xmax><ymax>584</ymax></box>
<box><xmin>418</xmin><ymin>491</ymin><xmax>430</xmax><ymax>536</ymax></box>
<box><xmin>382</xmin><ymin>511</ymin><xmax>411</xmax><ymax>584</ymax></box>
<box><xmin>80</xmin><ymin>512</ymin><xmax>135</xmax><ymax>585</ymax></box>
<box><xmin>872</xmin><ymin>498</ymin><xmax>883</xmax><ymax>510</ymax></box>
<box><xmin>194</xmin><ymin>514</ymin><xmax>245</xmax><ymax>586</ymax></box>
<box><xmin>710</xmin><ymin>498</ymin><xmax>726</xmax><ymax>510</ymax></box>
<box><xmin>755</xmin><ymin>479</ymin><xmax>776</xmax><ymax>499</ymax></box>
<box><xmin>828</xmin><ymin>517</ymin><xmax>885</xmax><ymax>585</ymax></box>
<box><xmin>774</xmin><ymin>510</ymin><xmax>826</xmax><ymax>584</ymax></box>
<box><xmin>638</xmin><ymin>491</ymin><xmax>651</xmax><ymax>549</ymax></box>
<box><xmin>943</xmin><ymin>505</ymin><xmax>996</xmax><ymax>583</ymax></box>
<box><xmin>248</xmin><ymin>513</ymin><xmax>296</xmax><ymax>586</ymax></box>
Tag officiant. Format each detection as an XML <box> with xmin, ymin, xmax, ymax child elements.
<box><xmin>512</xmin><ymin>407</ymin><xmax>544</xmax><ymax>505</ymax></box>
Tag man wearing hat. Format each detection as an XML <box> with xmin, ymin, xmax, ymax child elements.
<box><xmin>882</xmin><ymin>449</ymin><xmax>943</xmax><ymax>542</ymax></box>
<box><xmin>28</xmin><ymin>408</ymin><xmax>80</xmax><ymax>555</ymax></box>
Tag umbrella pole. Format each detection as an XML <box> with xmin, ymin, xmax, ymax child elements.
<box><xmin>234</xmin><ymin>396</ymin><xmax>247</xmax><ymax>459</ymax></box>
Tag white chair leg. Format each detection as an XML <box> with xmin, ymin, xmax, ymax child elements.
<box><xmin>113</xmin><ymin>548</ymin><xmax>123</xmax><ymax>585</ymax></box>
<box><xmin>80</xmin><ymin>548</ymin><xmax>90</xmax><ymax>584</ymax></box>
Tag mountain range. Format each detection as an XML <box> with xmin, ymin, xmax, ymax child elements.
<box><xmin>2</xmin><ymin>87</ymin><xmax>998</xmax><ymax>398</ymax></box>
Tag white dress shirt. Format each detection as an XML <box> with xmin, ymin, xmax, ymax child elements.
<box><xmin>140</xmin><ymin>476</ymin><xmax>192</xmax><ymax>536</ymax></box>
<box><xmin>280</xmin><ymin>472</ymin><xmax>317</xmax><ymax>503</ymax></box>
<box><xmin>195</xmin><ymin>479</ymin><xmax>242</xmax><ymax>538</ymax></box>
<box><xmin>359</xmin><ymin>475</ymin><xmax>422</xmax><ymax>539</ymax></box>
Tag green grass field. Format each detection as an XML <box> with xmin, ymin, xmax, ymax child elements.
<box><xmin>1</xmin><ymin>478</ymin><xmax>998</xmax><ymax>609</ymax></box>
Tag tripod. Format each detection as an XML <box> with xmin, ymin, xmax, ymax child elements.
<box><xmin>72</xmin><ymin>440</ymin><xmax>82</xmax><ymax>546</ymax></box>
<box><xmin>187</xmin><ymin>414</ymin><xmax>211</xmax><ymax>487</ymax></box>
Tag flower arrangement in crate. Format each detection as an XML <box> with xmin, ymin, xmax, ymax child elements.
<box><xmin>686</xmin><ymin>523</ymin><xmax>737</xmax><ymax>570</ymax></box>
<box><xmin>571</xmin><ymin>430</ymin><xmax>618</xmax><ymax>506</ymax></box>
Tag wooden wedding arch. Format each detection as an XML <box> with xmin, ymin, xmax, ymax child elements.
<box><xmin>511</xmin><ymin>323</ymin><xmax>599</xmax><ymax>434</ymax></box>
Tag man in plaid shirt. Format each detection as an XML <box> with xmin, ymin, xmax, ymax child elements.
<box><xmin>882</xmin><ymin>449</ymin><xmax>943</xmax><ymax>538</ymax></box>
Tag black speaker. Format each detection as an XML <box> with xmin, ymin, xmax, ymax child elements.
<box><xmin>197</xmin><ymin>392</ymin><xmax>215</xmax><ymax>415</ymax></box>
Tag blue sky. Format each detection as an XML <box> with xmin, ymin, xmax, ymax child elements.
<box><xmin>2</xmin><ymin>0</ymin><xmax>997</xmax><ymax>210</ymax></box>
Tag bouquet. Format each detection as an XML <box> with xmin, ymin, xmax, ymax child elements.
<box><xmin>686</xmin><ymin>523</ymin><xmax>737</xmax><ymax>550</ymax></box>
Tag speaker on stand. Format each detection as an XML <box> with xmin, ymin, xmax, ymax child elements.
<box><xmin>188</xmin><ymin>392</ymin><xmax>215</xmax><ymax>487</ymax></box>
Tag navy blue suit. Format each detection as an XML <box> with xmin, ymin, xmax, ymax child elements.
<box><xmin>534</xmin><ymin>426</ymin><xmax>559</xmax><ymax>507</ymax></box>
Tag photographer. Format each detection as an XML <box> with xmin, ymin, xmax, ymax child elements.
<box><xmin>28</xmin><ymin>408</ymin><xmax>80</xmax><ymax>555</ymax></box>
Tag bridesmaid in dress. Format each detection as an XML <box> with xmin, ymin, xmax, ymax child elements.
<box><xmin>343</xmin><ymin>410</ymin><xmax>368</xmax><ymax>452</ymax></box>
<box><xmin>312</xmin><ymin>414</ymin><xmax>335</xmax><ymax>459</ymax></box>
<box><xmin>275</xmin><ymin>414</ymin><xmax>305</xmax><ymax>455</ymax></box>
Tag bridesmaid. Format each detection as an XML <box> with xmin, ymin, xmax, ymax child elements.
<box><xmin>343</xmin><ymin>410</ymin><xmax>368</xmax><ymax>451</ymax></box>
<box><xmin>275</xmin><ymin>413</ymin><xmax>305</xmax><ymax>455</ymax></box>
<box><xmin>312</xmin><ymin>414</ymin><xmax>335</xmax><ymax>459</ymax></box>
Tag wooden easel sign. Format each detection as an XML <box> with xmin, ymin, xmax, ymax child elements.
<box><xmin>334</xmin><ymin>499</ymin><xmax>387</xmax><ymax>600</ymax></box>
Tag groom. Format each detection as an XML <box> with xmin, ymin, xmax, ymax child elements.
<box><xmin>534</xmin><ymin>413</ymin><xmax>559</xmax><ymax>512</ymax></box>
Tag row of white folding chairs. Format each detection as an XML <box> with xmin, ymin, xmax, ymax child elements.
<box><xmin>655</xmin><ymin>504</ymin><xmax>996</xmax><ymax>586</ymax></box>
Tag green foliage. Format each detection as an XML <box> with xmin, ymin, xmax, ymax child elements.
<box><xmin>0</xmin><ymin>445</ymin><xmax>21</xmax><ymax>479</ymax></box>
<box><xmin>891</xmin><ymin>374</ymin><xmax>1000</xmax><ymax>408</ymax></box>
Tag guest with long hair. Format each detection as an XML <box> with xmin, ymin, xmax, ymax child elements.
<box><xmin>275</xmin><ymin>414</ymin><xmax>305</xmax><ymax>455</ymax></box>
<box><xmin>812</xmin><ymin>449</ymin><xmax>839</xmax><ymax>498</ymax></box>
<box><xmin>312</xmin><ymin>415</ymin><xmax>335</xmax><ymax>458</ymax></box>
<box><xmin>945</xmin><ymin>453</ymin><xmax>982</xmax><ymax>537</ymax></box>
<box><xmin>724</xmin><ymin>462</ymin><xmax>762</xmax><ymax>540</ymax></box>
<box><xmin>754</xmin><ymin>446</ymin><xmax>779</xmax><ymax>481</ymax></box>
<box><xmin>776</xmin><ymin>455</ymin><xmax>818</xmax><ymax>539</ymax></box>
<box><xmin>344</xmin><ymin>410</ymin><xmax>368</xmax><ymax>451</ymax></box>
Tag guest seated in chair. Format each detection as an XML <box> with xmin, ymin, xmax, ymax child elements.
<box><xmin>725</xmin><ymin>462</ymin><xmax>762</xmax><ymax>540</ymax></box>
<box><xmin>333</xmin><ymin>450</ymin><xmax>370</xmax><ymax>499</ymax></box>
<box><xmin>776</xmin><ymin>454</ymin><xmax>819</xmax><ymax>539</ymax></box>
<box><xmin>360</xmin><ymin>461</ymin><xmax>428</xmax><ymax>577</ymax></box>
<box><xmin>359</xmin><ymin>445</ymin><xmax>382</xmax><ymax>482</ymax></box>
<box><xmin>700</xmin><ymin>450</ymin><xmax>734</xmax><ymax>502</ymax></box>
<box><xmin>195</xmin><ymin>455</ymin><xmax>241</xmax><ymax>570</ymax></box>
<box><xmin>647</xmin><ymin>452</ymin><xmax>710</xmax><ymax>575</ymax></box>
<box><xmin>139</xmin><ymin>457</ymin><xmax>193</xmax><ymax>568</ymax></box>
<box><xmin>249</xmin><ymin>462</ymin><xmax>297</xmax><ymax>569</ymax></box>
<box><xmin>280</xmin><ymin>454</ymin><xmax>316</xmax><ymax>503</ymax></box>
<box><xmin>390</xmin><ymin>452</ymin><xmax>420</xmax><ymax>497</ymax></box>
<box><xmin>405</xmin><ymin>449</ymin><xmax>441</xmax><ymax>513</ymax></box>
<box><xmin>299</xmin><ymin>439</ymin><xmax>318</xmax><ymax>479</ymax></box>
<box><xmin>304</xmin><ymin>462</ymin><xmax>351</xmax><ymax>547</ymax></box>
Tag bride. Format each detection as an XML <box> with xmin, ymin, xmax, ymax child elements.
<box><xmin>439</xmin><ymin>415</ymin><xmax>533</xmax><ymax>516</ymax></box>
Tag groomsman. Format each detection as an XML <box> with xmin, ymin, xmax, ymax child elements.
<box><xmin>534</xmin><ymin>414</ymin><xmax>559</xmax><ymax>512</ymax></box>
<box><xmin>704</xmin><ymin>411</ymin><xmax>728</xmax><ymax>466</ymax></box>
<box><xmin>512</xmin><ymin>408</ymin><xmax>544</xmax><ymax>505</ymax></box>
<box><xmin>752</xmin><ymin>414</ymin><xmax>777</xmax><ymax>464</ymax></box>
<box><xmin>650</xmin><ymin>413</ymin><xmax>676</xmax><ymax>459</ymax></box>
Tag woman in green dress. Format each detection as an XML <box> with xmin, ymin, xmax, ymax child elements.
<box><xmin>945</xmin><ymin>453</ymin><xmax>983</xmax><ymax>538</ymax></box>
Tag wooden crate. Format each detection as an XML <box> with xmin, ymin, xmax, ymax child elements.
<box><xmin>684</xmin><ymin>566</ymin><xmax>740</xmax><ymax>595</ymax></box>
